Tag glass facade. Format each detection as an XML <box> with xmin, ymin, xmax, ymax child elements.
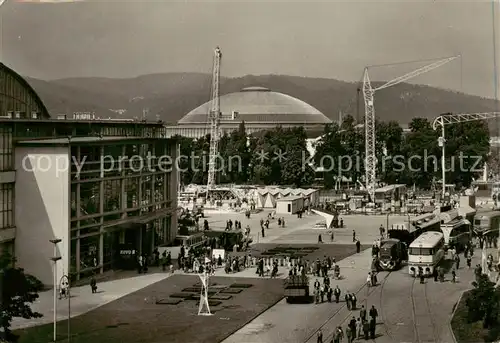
<box><xmin>0</xmin><ymin>62</ymin><xmax>176</xmax><ymax>280</ymax></box>
<box><xmin>70</xmin><ymin>141</ymin><xmax>175</xmax><ymax>280</ymax></box>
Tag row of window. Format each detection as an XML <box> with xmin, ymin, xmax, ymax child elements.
<box><xmin>409</xmin><ymin>239</ymin><xmax>444</xmax><ymax>256</ymax></box>
<box><xmin>71</xmin><ymin>174</ymin><xmax>171</xmax><ymax>219</ymax></box>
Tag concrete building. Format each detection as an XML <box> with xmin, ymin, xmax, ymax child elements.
<box><xmin>166</xmin><ymin>86</ymin><xmax>332</xmax><ymax>138</ymax></box>
<box><xmin>276</xmin><ymin>196</ymin><xmax>304</xmax><ymax>214</ymax></box>
<box><xmin>0</xmin><ymin>62</ymin><xmax>178</xmax><ymax>286</ymax></box>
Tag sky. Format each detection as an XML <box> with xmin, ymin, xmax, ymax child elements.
<box><xmin>0</xmin><ymin>0</ymin><xmax>499</xmax><ymax>99</ymax></box>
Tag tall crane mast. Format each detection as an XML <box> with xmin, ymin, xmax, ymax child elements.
<box><xmin>207</xmin><ymin>47</ymin><xmax>222</xmax><ymax>196</ymax></box>
<box><xmin>363</xmin><ymin>55</ymin><xmax>459</xmax><ymax>201</ymax></box>
<box><xmin>432</xmin><ymin>112</ymin><xmax>500</xmax><ymax>198</ymax></box>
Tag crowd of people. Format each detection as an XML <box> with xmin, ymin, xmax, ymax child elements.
<box><xmin>316</xmin><ymin>304</ymin><xmax>380</xmax><ymax>343</ymax></box>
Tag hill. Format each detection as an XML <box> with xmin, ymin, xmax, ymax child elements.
<box><xmin>24</xmin><ymin>73</ymin><xmax>500</xmax><ymax>125</ymax></box>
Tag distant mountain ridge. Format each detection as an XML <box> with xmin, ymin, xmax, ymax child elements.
<box><xmin>24</xmin><ymin>73</ymin><xmax>500</xmax><ymax>126</ymax></box>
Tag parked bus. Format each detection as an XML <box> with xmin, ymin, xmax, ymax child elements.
<box><xmin>473</xmin><ymin>210</ymin><xmax>500</xmax><ymax>243</ymax></box>
<box><xmin>408</xmin><ymin>231</ymin><xmax>445</xmax><ymax>277</ymax></box>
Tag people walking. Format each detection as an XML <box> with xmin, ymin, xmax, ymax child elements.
<box><xmin>345</xmin><ymin>292</ymin><xmax>352</xmax><ymax>310</ymax></box>
<box><xmin>359</xmin><ymin>305</ymin><xmax>367</xmax><ymax>322</ymax></box>
<box><xmin>351</xmin><ymin>292</ymin><xmax>357</xmax><ymax>310</ymax></box>
<box><xmin>334</xmin><ymin>285</ymin><xmax>341</xmax><ymax>303</ymax></box>
<box><xmin>317</xmin><ymin>328</ymin><xmax>323</xmax><ymax>343</ymax></box>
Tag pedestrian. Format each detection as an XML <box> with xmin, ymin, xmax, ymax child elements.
<box><xmin>351</xmin><ymin>292</ymin><xmax>357</xmax><ymax>310</ymax></box>
<box><xmin>452</xmin><ymin>270</ymin><xmax>456</xmax><ymax>283</ymax></box>
<box><xmin>346</xmin><ymin>325</ymin><xmax>353</xmax><ymax>343</ymax></box>
<box><xmin>334</xmin><ymin>285</ymin><xmax>341</xmax><ymax>303</ymax></box>
<box><xmin>363</xmin><ymin>320</ymin><xmax>370</xmax><ymax>340</ymax></box>
<box><xmin>349</xmin><ymin>316</ymin><xmax>357</xmax><ymax>340</ymax></box>
<box><xmin>318</xmin><ymin>234</ymin><xmax>323</xmax><ymax>243</ymax></box>
<box><xmin>345</xmin><ymin>292</ymin><xmax>352</xmax><ymax>310</ymax></box>
<box><xmin>356</xmin><ymin>318</ymin><xmax>363</xmax><ymax>338</ymax></box>
<box><xmin>352</xmin><ymin>230</ymin><xmax>356</xmax><ymax>242</ymax></box>
<box><xmin>261</xmin><ymin>227</ymin><xmax>265</xmax><ymax>238</ymax></box>
<box><xmin>317</xmin><ymin>329</ymin><xmax>323</xmax><ymax>343</ymax></box>
<box><xmin>466</xmin><ymin>254</ymin><xmax>472</xmax><ymax>268</ymax></box>
<box><xmin>366</xmin><ymin>272</ymin><xmax>372</xmax><ymax>287</ymax></box>
<box><xmin>369</xmin><ymin>305</ymin><xmax>378</xmax><ymax>321</ymax></box>
<box><xmin>330</xmin><ymin>231</ymin><xmax>334</xmax><ymax>242</ymax></box>
<box><xmin>334</xmin><ymin>326</ymin><xmax>344</xmax><ymax>343</ymax></box>
<box><xmin>369</xmin><ymin>318</ymin><xmax>376</xmax><ymax>339</ymax></box>
<box><xmin>356</xmin><ymin>240</ymin><xmax>361</xmax><ymax>253</ymax></box>
<box><xmin>359</xmin><ymin>305</ymin><xmax>367</xmax><ymax>322</ymax></box>
<box><xmin>455</xmin><ymin>255</ymin><xmax>460</xmax><ymax>270</ymax></box>
<box><xmin>90</xmin><ymin>275</ymin><xmax>97</xmax><ymax>294</ymax></box>
<box><xmin>433</xmin><ymin>267</ymin><xmax>438</xmax><ymax>282</ymax></box>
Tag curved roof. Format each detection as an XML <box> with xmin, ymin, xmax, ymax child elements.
<box><xmin>0</xmin><ymin>63</ymin><xmax>51</xmax><ymax>119</ymax></box>
<box><xmin>179</xmin><ymin>86</ymin><xmax>331</xmax><ymax>124</ymax></box>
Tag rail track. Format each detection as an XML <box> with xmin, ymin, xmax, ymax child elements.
<box><xmin>302</xmin><ymin>271</ymin><xmax>391</xmax><ymax>343</ymax></box>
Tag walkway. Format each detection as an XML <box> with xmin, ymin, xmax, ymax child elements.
<box><xmin>12</xmin><ymin>273</ymin><xmax>171</xmax><ymax>330</ymax></box>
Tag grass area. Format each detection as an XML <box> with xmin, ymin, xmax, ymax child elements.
<box><xmin>14</xmin><ymin>275</ymin><xmax>284</xmax><ymax>343</ymax></box>
<box><xmin>451</xmin><ymin>291</ymin><xmax>500</xmax><ymax>343</ymax></box>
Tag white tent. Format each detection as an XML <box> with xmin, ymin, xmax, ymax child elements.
<box><xmin>264</xmin><ymin>193</ymin><xmax>277</xmax><ymax>208</ymax></box>
<box><xmin>256</xmin><ymin>193</ymin><xmax>266</xmax><ymax>208</ymax></box>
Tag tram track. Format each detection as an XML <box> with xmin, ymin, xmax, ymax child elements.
<box><xmin>410</xmin><ymin>277</ymin><xmax>440</xmax><ymax>343</ymax></box>
<box><xmin>302</xmin><ymin>271</ymin><xmax>391</xmax><ymax>343</ymax></box>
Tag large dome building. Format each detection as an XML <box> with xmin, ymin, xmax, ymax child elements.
<box><xmin>167</xmin><ymin>86</ymin><xmax>332</xmax><ymax>138</ymax></box>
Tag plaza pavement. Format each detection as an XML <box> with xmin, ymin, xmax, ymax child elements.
<box><xmin>13</xmin><ymin>210</ymin><xmax>478</xmax><ymax>343</ymax></box>
<box><xmin>11</xmin><ymin>273</ymin><xmax>171</xmax><ymax>330</ymax></box>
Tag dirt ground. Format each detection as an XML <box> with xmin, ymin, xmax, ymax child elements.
<box><xmin>16</xmin><ymin>275</ymin><xmax>284</xmax><ymax>343</ymax></box>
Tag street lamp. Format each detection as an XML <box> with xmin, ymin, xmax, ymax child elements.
<box><xmin>50</xmin><ymin>238</ymin><xmax>62</xmax><ymax>342</ymax></box>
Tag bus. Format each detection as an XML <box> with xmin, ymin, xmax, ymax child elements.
<box><xmin>408</xmin><ymin>231</ymin><xmax>445</xmax><ymax>277</ymax></box>
<box><xmin>157</xmin><ymin>232</ymin><xmax>207</xmax><ymax>258</ymax></box>
<box><xmin>473</xmin><ymin>210</ymin><xmax>500</xmax><ymax>243</ymax></box>
<box><xmin>389</xmin><ymin>213</ymin><xmax>441</xmax><ymax>245</ymax></box>
<box><xmin>441</xmin><ymin>218</ymin><xmax>471</xmax><ymax>251</ymax></box>
<box><xmin>378</xmin><ymin>238</ymin><xmax>408</xmax><ymax>271</ymax></box>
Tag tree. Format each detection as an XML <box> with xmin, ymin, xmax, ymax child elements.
<box><xmin>0</xmin><ymin>252</ymin><xmax>43</xmax><ymax>342</ymax></box>
<box><xmin>466</xmin><ymin>274</ymin><xmax>500</xmax><ymax>329</ymax></box>
<box><xmin>340</xmin><ymin>115</ymin><xmax>364</xmax><ymax>185</ymax></box>
<box><xmin>314</xmin><ymin>123</ymin><xmax>344</xmax><ymax>189</ymax></box>
<box><xmin>401</xmin><ymin>118</ymin><xmax>439</xmax><ymax>189</ymax></box>
<box><xmin>445</xmin><ymin>121</ymin><xmax>490</xmax><ymax>188</ymax></box>
<box><xmin>376</xmin><ymin>120</ymin><xmax>403</xmax><ymax>184</ymax></box>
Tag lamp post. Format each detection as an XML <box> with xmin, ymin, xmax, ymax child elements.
<box><xmin>50</xmin><ymin>238</ymin><xmax>62</xmax><ymax>342</ymax></box>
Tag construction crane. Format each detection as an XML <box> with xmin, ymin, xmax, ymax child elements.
<box><xmin>362</xmin><ymin>55</ymin><xmax>460</xmax><ymax>201</ymax></box>
<box><xmin>206</xmin><ymin>47</ymin><xmax>222</xmax><ymax>197</ymax></box>
<box><xmin>432</xmin><ymin>112</ymin><xmax>500</xmax><ymax>198</ymax></box>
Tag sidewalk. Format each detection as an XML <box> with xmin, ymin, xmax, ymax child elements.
<box><xmin>12</xmin><ymin>273</ymin><xmax>171</xmax><ymax>330</ymax></box>
<box><xmin>221</xmin><ymin>249</ymin><xmax>374</xmax><ymax>343</ymax></box>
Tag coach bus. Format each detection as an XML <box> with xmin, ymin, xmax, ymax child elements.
<box><xmin>389</xmin><ymin>213</ymin><xmax>441</xmax><ymax>245</ymax></box>
<box><xmin>408</xmin><ymin>231</ymin><xmax>445</xmax><ymax>277</ymax></box>
<box><xmin>473</xmin><ymin>210</ymin><xmax>500</xmax><ymax>243</ymax></box>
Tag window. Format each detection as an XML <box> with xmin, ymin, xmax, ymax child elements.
<box><xmin>79</xmin><ymin>234</ymin><xmax>100</xmax><ymax>270</ymax></box>
<box><xmin>125</xmin><ymin>177</ymin><xmax>139</xmax><ymax>209</ymax></box>
<box><xmin>80</xmin><ymin>182</ymin><xmax>101</xmax><ymax>215</ymax></box>
<box><xmin>0</xmin><ymin>184</ymin><xmax>13</xmax><ymax>229</ymax></box>
<box><xmin>409</xmin><ymin>247</ymin><xmax>433</xmax><ymax>255</ymax></box>
<box><xmin>0</xmin><ymin>126</ymin><xmax>13</xmax><ymax>171</ymax></box>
